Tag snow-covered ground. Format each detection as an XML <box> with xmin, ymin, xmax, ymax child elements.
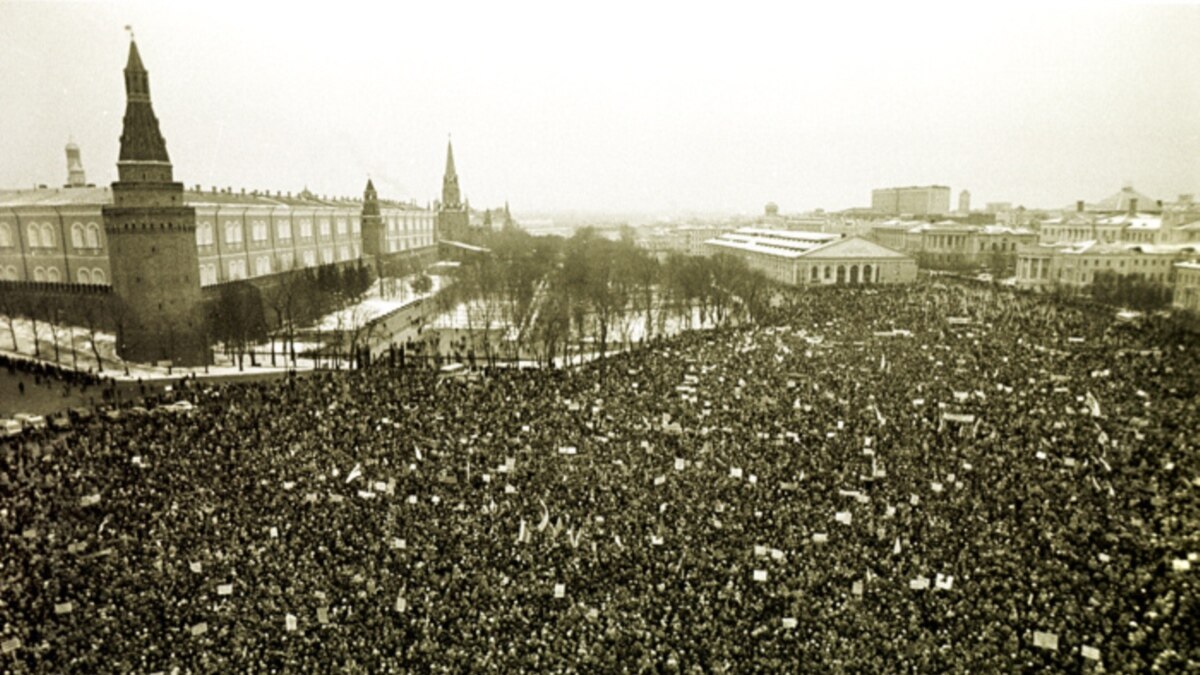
<box><xmin>0</xmin><ymin>273</ymin><xmax>447</xmax><ymax>381</ymax></box>
<box><xmin>0</xmin><ymin>273</ymin><xmax>722</xmax><ymax>380</ymax></box>
<box><xmin>316</xmin><ymin>275</ymin><xmax>444</xmax><ymax>331</ymax></box>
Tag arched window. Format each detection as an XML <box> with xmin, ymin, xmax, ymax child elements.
<box><xmin>0</xmin><ymin>223</ymin><xmax>11</xmax><ymax>247</ymax></box>
<box><xmin>40</xmin><ymin>223</ymin><xmax>54</xmax><ymax>248</ymax></box>
<box><xmin>303</xmin><ymin>250</ymin><xmax>316</xmax><ymax>267</ymax></box>
<box><xmin>86</xmin><ymin>223</ymin><xmax>100</xmax><ymax>248</ymax></box>
<box><xmin>849</xmin><ymin>265</ymin><xmax>859</xmax><ymax>284</ymax></box>
<box><xmin>2</xmin><ymin>265</ymin><xmax>17</xmax><ymax>280</ymax></box>
<box><xmin>824</xmin><ymin>266</ymin><xmax>831</xmax><ymax>280</ymax></box>
<box><xmin>336</xmin><ymin>218</ymin><xmax>347</xmax><ymax>235</ymax></box>
<box><xmin>299</xmin><ymin>219</ymin><xmax>313</xmax><ymax>238</ymax></box>
<box><xmin>47</xmin><ymin>267</ymin><xmax>60</xmax><ymax>282</ymax></box>
<box><xmin>863</xmin><ymin>264</ymin><xmax>872</xmax><ymax>283</ymax></box>
<box><xmin>77</xmin><ymin>268</ymin><xmax>91</xmax><ymax>284</ymax></box>
<box><xmin>33</xmin><ymin>266</ymin><xmax>46</xmax><ymax>282</ymax></box>
<box><xmin>836</xmin><ymin>265</ymin><xmax>845</xmax><ymax>284</ymax></box>
<box><xmin>92</xmin><ymin>268</ymin><xmax>106</xmax><ymax>284</ymax></box>
<box><xmin>28</xmin><ymin>224</ymin><xmax>41</xmax><ymax>248</ymax></box>
<box><xmin>71</xmin><ymin>223</ymin><xmax>85</xmax><ymax>249</ymax></box>
<box><xmin>277</xmin><ymin>220</ymin><xmax>292</xmax><ymax>240</ymax></box>
<box><xmin>255</xmin><ymin>255</ymin><xmax>271</xmax><ymax>276</ymax></box>
<box><xmin>811</xmin><ymin>266</ymin><xmax>819</xmax><ymax>281</ymax></box>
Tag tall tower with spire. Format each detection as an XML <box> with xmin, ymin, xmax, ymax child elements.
<box><xmin>64</xmin><ymin>139</ymin><xmax>87</xmax><ymax>187</ymax></box>
<box><xmin>101</xmin><ymin>38</ymin><xmax>208</xmax><ymax>366</ymax></box>
<box><xmin>437</xmin><ymin>138</ymin><xmax>469</xmax><ymax>239</ymax></box>
<box><xmin>361</xmin><ymin>178</ymin><xmax>385</xmax><ymax>258</ymax></box>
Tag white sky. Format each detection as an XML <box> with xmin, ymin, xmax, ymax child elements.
<box><xmin>1</xmin><ymin>1</ymin><xmax>1197</xmax><ymax>218</ymax></box>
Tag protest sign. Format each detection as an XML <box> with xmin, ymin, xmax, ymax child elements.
<box><xmin>1033</xmin><ymin>631</ymin><xmax>1058</xmax><ymax>651</ymax></box>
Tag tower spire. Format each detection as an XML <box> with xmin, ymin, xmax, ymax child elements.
<box><xmin>117</xmin><ymin>38</ymin><xmax>171</xmax><ymax>179</ymax></box>
<box><xmin>442</xmin><ymin>137</ymin><xmax>461</xmax><ymax>210</ymax></box>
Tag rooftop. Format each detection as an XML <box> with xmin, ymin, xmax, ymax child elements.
<box><xmin>0</xmin><ymin>186</ymin><xmax>428</xmax><ymax>211</ymax></box>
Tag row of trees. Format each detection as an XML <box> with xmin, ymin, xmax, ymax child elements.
<box><xmin>436</xmin><ymin>227</ymin><xmax>774</xmax><ymax>367</ymax></box>
<box><xmin>209</xmin><ymin>262</ymin><xmax>375</xmax><ymax>369</ymax></box>
<box><xmin>0</xmin><ymin>290</ymin><xmax>112</xmax><ymax>371</ymax></box>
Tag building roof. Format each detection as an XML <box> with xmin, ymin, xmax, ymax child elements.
<box><xmin>801</xmin><ymin>236</ymin><xmax>911</xmax><ymax>259</ymax></box>
<box><xmin>0</xmin><ymin>186</ymin><xmax>429</xmax><ymax>211</ymax></box>
<box><xmin>1095</xmin><ymin>213</ymin><xmax>1162</xmax><ymax>229</ymax></box>
<box><xmin>706</xmin><ymin>231</ymin><xmax>910</xmax><ymax>261</ymax></box>
<box><xmin>1051</xmin><ymin>240</ymin><xmax>1198</xmax><ymax>256</ymax></box>
<box><xmin>979</xmin><ymin>225</ymin><xmax>1035</xmax><ymax>235</ymax></box>
<box><xmin>706</xmin><ymin>228</ymin><xmax>838</xmax><ymax>259</ymax></box>
<box><xmin>1082</xmin><ymin>186</ymin><xmax>1160</xmax><ymax>213</ymax></box>
<box><xmin>1174</xmin><ymin>261</ymin><xmax>1200</xmax><ymax>271</ymax></box>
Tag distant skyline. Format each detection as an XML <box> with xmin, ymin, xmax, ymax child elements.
<box><xmin>1</xmin><ymin>1</ymin><xmax>1198</xmax><ymax>219</ymax></box>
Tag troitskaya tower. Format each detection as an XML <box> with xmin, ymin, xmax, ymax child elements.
<box><xmin>437</xmin><ymin>139</ymin><xmax>469</xmax><ymax>239</ymax></box>
<box><xmin>101</xmin><ymin>39</ymin><xmax>208</xmax><ymax>366</ymax></box>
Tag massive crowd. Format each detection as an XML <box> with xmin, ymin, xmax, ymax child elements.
<box><xmin>1</xmin><ymin>281</ymin><xmax>1196</xmax><ymax>672</ymax></box>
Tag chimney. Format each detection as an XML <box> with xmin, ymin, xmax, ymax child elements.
<box><xmin>1129</xmin><ymin>198</ymin><xmax>1137</xmax><ymax>216</ymax></box>
<box><xmin>1076</xmin><ymin>201</ymin><xmax>1084</xmax><ymax>213</ymax></box>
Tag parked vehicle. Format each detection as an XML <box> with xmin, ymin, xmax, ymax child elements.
<box><xmin>1</xmin><ymin>419</ymin><xmax>22</xmax><ymax>437</ymax></box>
<box><xmin>13</xmin><ymin>413</ymin><xmax>47</xmax><ymax>430</ymax></box>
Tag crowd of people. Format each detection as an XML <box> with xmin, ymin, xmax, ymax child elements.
<box><xmin>2</xmin><ymin>352</ymin><xmax>106</xmax><ymax>396</ymax></box>
<box><xmin>1</xmin><ymin>280</ymin><xmax>1196</xmax><ymax>672</ymax></box>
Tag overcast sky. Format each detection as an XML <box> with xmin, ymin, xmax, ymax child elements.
<box><xmin>1</xmin><ymin>1</ymin><xmax>1197</xmax><ymax>218</ymax></box>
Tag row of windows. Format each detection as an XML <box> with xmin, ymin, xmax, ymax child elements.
<box><xmin>196</xmin><ymin>219</ymin><xmax>371</xmax><ymax>247</ymax></box>
<box><xmin>808</xmin><ymin>263</ymin><xmax>880</xmax><ymax>284</ymax></box>
<box><xmin>387</xmin><ymin>236</ymin><xmax>435</xmax><ymax>252</ymax></box>
<box><xmin>198</xmin><ymin>246</ymin><xmax>362</xmax><ymax>286</ymax></box>
<box><xmin>0</xmin><ymin>222</ymin><xmax>105</xmax><ymax>250</ymax></box>
<box><xmin>0</xmin><ymin>265</ymin><xmax>107</xmax><ymax>284</ymax></box>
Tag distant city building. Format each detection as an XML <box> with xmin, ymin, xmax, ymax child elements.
<box><xmin>1173</xmin><ymin>261</ymin><xmax>1200</xmax><ymax>312</ymax></box>
<box><xmin>870</xmin><ymin>185</ymin><xmax>950</xmax><ymax>216</ymax></box>
<box><xmin>958</xmin><ymin>189</ymin><xmax>970</xmax><ymax>214</ymax></box>
<box><xmin>867</xmin><ymin>220</ymin><xmax>1036</xmax><ymax>273</ymax></box>
<box><xmin>985</xmin><ymin>202</ymin><xmax>1012</xmax><ymax>214</ymax></box>
<box><xmin>703</xmin><ymin>228</ymin><xmax>916</xmax><ymax>286</ymax></box>
<box><xmin>1038</xmin><ymin>189</ymin><xmax>1199</xmax><ymax>246</ymax></box>
<box><xmin>0</xmin><ymin>39</ymin><xmax>438</xmax><ymax>364</ymax></box>
<box><xmin>1015</xmin><ymin>240</ymin><xmax>1195</xmax><ymax>291</ymax></box>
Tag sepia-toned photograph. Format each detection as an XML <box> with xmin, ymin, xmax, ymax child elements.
<box><xmin>1</xmin><ymin>1</ymin><xmax>1197</xmax><ymax>671</ymax></box>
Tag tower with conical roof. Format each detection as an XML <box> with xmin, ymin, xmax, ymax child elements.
<box><xmin>102</xmin><ymin>38</ymin><xmax>208</xmax><ymax>366</ymax></box>
<box><xmin>437</xmin><ymin>138</ymin><xmax>469</xmax><ymax>239</ymax></box>
<box><xmin>64</xmin><ymin>138</ymin><xmax>87</xmax><ymax>187</ymax></box>
<box><xmin>361</xmin><ymin>178</ymin><xmax>386</xmax><ymax>259</ymax></box>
